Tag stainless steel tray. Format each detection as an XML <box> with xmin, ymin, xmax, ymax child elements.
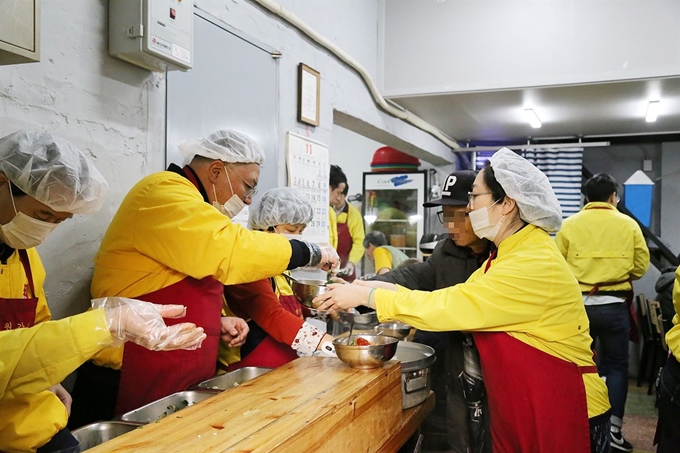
<box><xmin>71</xmin><ymin>421</ymin><xmax>142</xmax><ymax>451</ymax></box>
<box><xmin>118</xmin><ymin>390</ymin><xmax>216</xmax><ymax>423</ymax></box>
<box><xmin>194</xmin><ymin>366</ymin><xmax>272</xmax><ymax>391</ymax></box>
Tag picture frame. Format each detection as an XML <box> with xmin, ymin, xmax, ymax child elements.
<box><xmin>298</xmin><ymin>63</ymin><xmax>320</xmax><ymax>126</ymax></box>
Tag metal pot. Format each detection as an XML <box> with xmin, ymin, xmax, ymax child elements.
<box><xmin>286</xmin><ymin>276</ymin><xmax>328</xmax><ymax>308</ymax></box>
<box><xmin>393</xmin><ymin>341</ymin><xmax>436</xmax><ymax>409</ymax></box>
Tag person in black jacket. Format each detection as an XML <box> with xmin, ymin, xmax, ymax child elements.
<box><xmin>373</xmin><ymin>170</ymin><xmax>491</xmax><ymax>453</ymax></box>
<box><xmin>656</xmin><ymin>266</ymin><xmax>678</xmax><ymax>334</ymax></box>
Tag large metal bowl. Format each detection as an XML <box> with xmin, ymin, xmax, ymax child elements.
<box><xmin>194</xmin><ymin>367</ymin><xmax>272</xmax><ymax>391</ymax></box>
<box><xmin>71</xmin><ymin>421</ymin><xmax>141</xmax><ymax>451</ymax></box>
<box><xmin>333</xmin><ymin>334</ymin><xmax>398</xmax><ymax>369</ymax></box>
<box><xmin>375</xmin><ymin>322</ymin><xmax>411</xmax><ymax>340</ymax></box>
<box><xmin>290</xmin><ymin>278</ymin><xmax>327</xmax><ymax>308</ymax></box>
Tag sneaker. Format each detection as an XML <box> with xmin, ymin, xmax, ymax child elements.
<box><xmin>610</xmin><ymin>430</ymin><xmax>633</xmax><ymax>452</ymax></box>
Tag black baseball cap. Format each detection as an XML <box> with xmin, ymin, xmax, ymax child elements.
<box><xmin>423</xmin><ymin>170</ymin><xmax>477</xmax><ymax>207</ymax></box>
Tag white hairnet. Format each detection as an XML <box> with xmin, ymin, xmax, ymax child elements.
<box><xmin>489</xmin><ymin>148</ymin><xmax>562</xmax><ymax>232</ymax></box>
<box><xmin>178</xmin><ymin>129</ymin><xmax>265</xmax><ymax>165</ymax></box>
<box><xmin>0</xmin><ymin>130</ymin><xmax>108</xmax><ymax>214</ymax></box>
<box><xmin>248</xmin><ymin>187</ymin><xmax>313</xmax><ymax>230</ymax></box>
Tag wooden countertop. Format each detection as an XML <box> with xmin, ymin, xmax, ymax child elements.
<box><xmin>87</xmin><ymin>357</ymin><xmax>433</xmax><ymax>452</ymax></box>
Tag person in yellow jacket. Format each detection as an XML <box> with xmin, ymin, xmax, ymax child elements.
<box><xmin>329</xmin><ymin>165</ymin><xmax>364</xmax><ymax>281</ymax></box>
<box><xmin>1</xmin><ymin>297</ymin><xmax>206</xmax><ymax>453</ymax></box>
<box><xmin>0</xmin><ymin>130</ymin><xmax>108</xmax><ymax>452</ymax></box>
<box><xmin>74</xmin><ymin>129</ymin><xmax>339</xmax><ymax>423</ymax></box>
<box><xmin>316</xmin><ymin>149</ymin><xmax>612</xmax><ymax>453</ymax></box>
<box><xmin>655</xmin><ymin>267</ymin><xmax>680</xmax><ymax>452</ymax></box>
<box><xmin>555</xmin><ymin>173</ymin><xmax>649</xmax><ymax>452</ymax></box>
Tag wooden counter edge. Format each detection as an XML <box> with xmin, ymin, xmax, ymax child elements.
<box><xmin>376</xmin><ymin>391</ymin><xmax>435</xmax><ymax>453</ymax></box>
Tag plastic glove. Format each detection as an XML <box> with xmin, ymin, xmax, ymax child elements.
<box><xmin>220</xmin><ymin>316</ymin><xmax>249</xmax><ymax>347</ymax></box>
<box><xmin>48</xmin><ymin>384</ymin><xmax>72</xmax><ymax>416</ymax></box>
<box><xmin>337</xmin><ymin>262</ymin><xmax>355</xmax><ymax>277</ymax></box>
<box><xmin>303</xmin><ymin>241</ymin><xmax>340</xmax><ymax>272</ymax></box>
<box><xmin>92</xmin><ymin>297</ymin><xmax>207</xmax><ymax>351</ymax></box>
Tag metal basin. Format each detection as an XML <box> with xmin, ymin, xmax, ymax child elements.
<box><xmin>333</xmin><ymin>334</ymin><xmax>398</xmax><ymax>369</ymax></box>
<box><xmin>118</xmin><ymin>390</ymin><xmax>216</xmax><ymax>423</ymax></box>
<box><xmin>194</xmin><ymin>367</ymin><xmax>272</xmax><ymax>391</ymax></box>
<box><xmin>290</xmin><ymin>278</ymin><xmax>327</xmax><ymax>307</ymax></box>
<box><xmin>71</xmin><ymin>421</ymin><xmax>141</xmax><ymax>451</ymax></box>
<box><xmin>375</xmin><ymin>322</ymin><xmax>411</xmax><ymax>340</ymax></box>
<box><xmin>338</xmin><ymin>309</ymin><xmax>379</xmax><ymax>327</ymax></box>
<box><xmin>393</xmin><ymin>341</ymin><xmax>436</xmax><ymax>409</ymax></box>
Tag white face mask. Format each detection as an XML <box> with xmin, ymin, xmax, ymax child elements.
<box><xmin>212</xmin><ymin>167</ymin><xmax>246</xmax><ymax>219</ymax></box>
<box><xmin>0</xmin><ymin>187</ymin><xmax>59</xmax><ymax>249</ymax></box>
<box><xmin>469</xmin><ymin>199</ymin><xmax>505</xmax><ymax>242</ymax></box>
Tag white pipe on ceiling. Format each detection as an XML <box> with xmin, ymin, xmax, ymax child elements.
<box><xmin>250</xmin><ymin>0</ymin><xmax>461</xmax><ymax>150</ymax></box>
<box><xmin>460</xmin><ymin>141</ymin><xmax>610</xmax><ymax>153</ymax></box>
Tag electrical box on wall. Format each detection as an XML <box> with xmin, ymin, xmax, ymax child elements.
<box><xmin>109</xmin><ymin>0</ymin><xmax>193</xmax><ymax>72</ymax></box>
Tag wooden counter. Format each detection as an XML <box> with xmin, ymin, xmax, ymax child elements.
<box><xmin>87</xmin><ymin>357</ymin><xmax>433</xmax><ymax>452</ymax></box>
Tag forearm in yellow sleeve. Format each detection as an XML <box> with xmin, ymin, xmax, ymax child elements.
<box><xmin>1</xmin><ymin>310</ymin><xmax>111</xmax><ymax>399</ymax></box>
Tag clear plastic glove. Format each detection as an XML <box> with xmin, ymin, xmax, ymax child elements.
<box><xmin>303</xmin><ymin>241</ymin><xmax>340</xmax><ymax>272</ymax></box>
<box><xmin>92</xmin><ymin>297</ymin><xmax>207</xmax><ymax>351</ymax></box>
<box><xmin>220</xmin><ymin>316</ymin><xmax>249</xmax><ymax>347</ymax></box>
<box><xmin>48</xmin><ymin>384</ymin><xmax>72</xmax><ymax>416</ymax></box>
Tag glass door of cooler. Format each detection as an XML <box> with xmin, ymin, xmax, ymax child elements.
<box><xmin>362</xmin><ymin>171</ymin><xmax>427</xmax><ymax>265</ymax></box>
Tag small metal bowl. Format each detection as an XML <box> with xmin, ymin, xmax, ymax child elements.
<box><xmin>337</xmin><ymin>310</ymin><xmax>379</xmax><ymax>327</ymax></box>
<box><xmin>290</xmin><ymin>278</ymin><xmax>328</xmax><ymax>308</ymax></box>
<box><xmin>375</xmin><ymin>322</ymin><xmax>411</xmax><ymax>340</ymax></box>
<box><xmin>333</xmin><ymin>334</ymin><xmax>399</xmax><ymax>369</ymax></box>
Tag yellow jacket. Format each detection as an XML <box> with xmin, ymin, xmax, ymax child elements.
<box><xmin>0</xmin><ymin>248</ymin><xmax>50</xmax><ymax>328</ymax></box>
<box><xmin>555</xmin><ymin>202</ymin><xmax>650</xmax><ymax>293</ymax></box>
<box><xmin>328</xmin><ymin>208</ymin><xmax>338</xmax><ymax>249</ymax></box>
<box><xmin>375</xmin><ymin>225</ymin><xmax>610</xmax><ymax>418</ymax></box>
<box><xmin>91</xmin><ymin>170</ymin><xmax>293</xmax><ymax>368</ymax></box>
<box><xmin>336</xmin><ymin>203</ymin><xmax>365</xmax><ymax>264</ymax></box>
<box><xmin>0</xmin><ymin>310</ymin><xmax>111</xmax><ymax>453</ymax></box>
<box><xmin>666</xmin><ymin>268</ymin><xmax>680</xmax><ymax>357</ymax></box>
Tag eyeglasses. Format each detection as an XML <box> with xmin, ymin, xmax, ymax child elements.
<box><xmin>437</xmin><ymin>210</ymin><xmax>444</xmax><ymax>224</ymax></box>
<box><xmin>227</xmin><ymin>166</ymin><xmax>258</xmax><ymax>199</ymax></box>
<box><xmin>467</xmin><ymin>191</ymin><xmax>492</xmax><ymax>206</ymax></box>
<box><xmin>437</xmin><ymin>210</ymin><xmax>468</xmax><ymax>224</ymax></box>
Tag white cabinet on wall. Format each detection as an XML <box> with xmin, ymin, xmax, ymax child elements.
<box><xmin>0</xmin><ymin>0</ymin><xmax>40</xmax><ymax>64</ymax></box>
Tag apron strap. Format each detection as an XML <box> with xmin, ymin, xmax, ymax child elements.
<box><xmin>582</xmin><ymin>278</ymin><xmax>632</xmax><ymax>296</ymax></box>
<box><xmin>483</xmin><ymin>249</ymin><xmax>497</xmax><ymax>273</ymax></box>
<box><xmin>17</xmin><ymin>249</ymin><xmax>36</xmax><ymax>298</ymax></box>
<box><xmin>579</xmin><ymin>365</ymin><xmax>599</xmax><ymax>374</ymax></box>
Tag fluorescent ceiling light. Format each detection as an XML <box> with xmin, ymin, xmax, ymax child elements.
<box><xmin>646</xmin><ymin>101</ymin><xmax>660</xmax><ymax>123</ymax></box>
<box><xmin>524</xmin><ymin>109</ymin><xmax>542</xmax><ymax>128</ymax></box>
<box><xmin>364</xmin><ymin>214</ymin><xmax>377</xmax><ymax>225</ymax></box>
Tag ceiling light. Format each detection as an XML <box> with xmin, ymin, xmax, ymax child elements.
<box><xmin>646</xmin><ymin>101</ymin><xmax>660</xmax><ymax>123</ymax></box>
<box><xmin>524</xmin><ymin>109</ymin><xmax>542</xmax><ymax>128</ymax></box>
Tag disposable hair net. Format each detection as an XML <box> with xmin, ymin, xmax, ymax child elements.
<box><xmin>0</xmin><ymin>130</ymin><xmax>108</xmax><ymax>214</ymax></box>
<box><xmin>178</xmin><ymin>129</ymin><xmax>265</xmax><ymax>165</ymax></box>
<box><xmin>248</xmin><ymin>187</ymin><xmax>313</xmax><ymax>230</ymax></box>
<box><xmin>489</xmin><ymin>148</ymin><xmax>562</xmax><ymax>232</ymax></box>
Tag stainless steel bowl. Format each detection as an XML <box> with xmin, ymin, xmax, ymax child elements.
<box><xmin>333</xmin><ymin>334</ymin><xmax>399</xmax><ymax>369</ymax></box>
<box><xmin>337</xmin><ymin>310</ymin><xmax>379</xmax><ymax>327</ymax></box>
<box><xmin>118</xmin><ymin>390</ymin><xmax>217</xmax><ymax>423</ymax></box>
<box><xmin>194</xmin><ymin>367</ymin><xmax>272</xmax><ymax>391</ymax></box>
<box><xmin>290</xmin><ymin>278</ymin><xmax>328</xmax><ymax>308</ymax></box>
<box><xmin>71</xmin><ymin>421</ymin><xmax>141</xmax><ymax>451</ymax></box>
<box><xmin>375</xmin><ymin>322</ymin><xmax>411</xmax><ymax>340</ymax></box>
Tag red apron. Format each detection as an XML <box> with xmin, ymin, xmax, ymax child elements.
<box><xmin>0</xmin><ymin>250</ymin><xmax>39</xmax><ymax>331</ymax></box>
<box><xmin>474</xmin><ymin>252</ymin><xmax>595</xmax><ymax>452</ymax></box>
<box><xmin>336</xmin><ymin>220</ymin><xmax>355</xmax><ymax>282</ymax></box>
<box><xmin>228</xmin><ymin>294</ymin><xmax>301</xmax><ymax>370</ymax></box>
<box><xmin>473</xmin><ymin>332</ymin><xmax>595</xmax><ymax>452</ymax></box>
<box><xmin>115</xmin><ymin>275</ymin><xmax>224</xmax><ymax>415</ymax></box>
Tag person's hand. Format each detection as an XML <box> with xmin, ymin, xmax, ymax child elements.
<box><xmin>313</xmin><ymin>283</ymin><xmax>372</xmax><ymax>314</ymax></box>
<box><xmin>337</xmin><ymin>262</ymin><xmax>355</xmax><ymax>277</ymax></box>
<box><xmin>220</xmin><ymin>316</ymin><xmax>249</xmax><ymax>347</ymax></box>
<box><xmin>48</xmin><ymin>384</ymin><xmax>72</xmax><ymax>416</ymax></box>
<box><xmin>92</xmin><ymin>297</ymin><xmax>207</xmax><ymax>351</ymax></box>
<box><xmin>304</xmin><ymin>242</ymin><xmax>340</xmax><ymax>272</ymax></box>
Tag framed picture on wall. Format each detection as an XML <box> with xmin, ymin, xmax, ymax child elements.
<box><xmin>298</xmin><ymin>63</ymin><xmax>320</xmax><ymax>126</ymax></box>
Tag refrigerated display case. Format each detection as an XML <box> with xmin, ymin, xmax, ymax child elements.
<box><xmin>362</xmin><ymin>171</ymin><xmax>427</xmax><ymax>262</ymax></box>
